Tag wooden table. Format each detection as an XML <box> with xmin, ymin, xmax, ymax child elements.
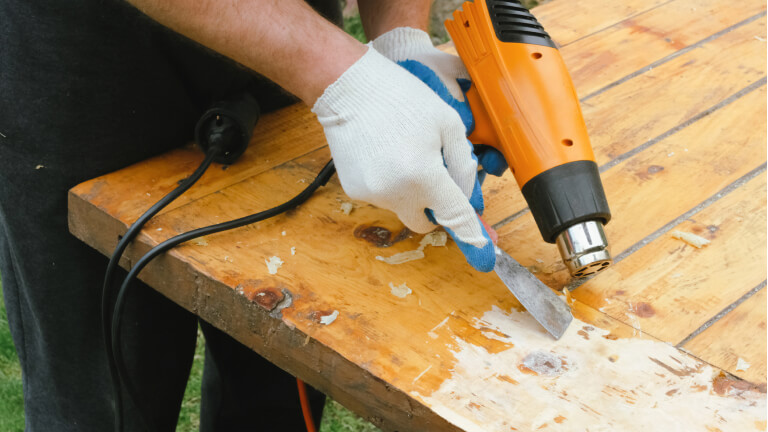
<box><xmin>69</xmin><ymin>0</ymin><xmax>767</xmax><ymax>429</ymax></box>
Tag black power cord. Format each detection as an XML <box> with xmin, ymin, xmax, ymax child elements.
<box><xmin>103</xmin><ymin>94</ymin><xmax>262</xmax><ymax>431</ymax></box>
<box><xmin>102</xmin><ymin>147</ymin><xmax>220</xmax><ymax>432</ymax></box>
<box><xmin>112</xmin><ymin>159</ymin><xmax>335</xmax><ymax>430</ymax></box>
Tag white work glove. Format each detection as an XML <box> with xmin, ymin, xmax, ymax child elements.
<box><xmin>312</xmin><ymin>47</ymin><xmax>495</xmax><ymax>272</ymax></box>
<box><xmin>372</xmin><ymin>27</ymin><xmax>509</xmax><ymax>177</ymax></box>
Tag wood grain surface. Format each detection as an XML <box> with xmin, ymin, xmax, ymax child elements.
<box><xmin>68</xmin><ymin>0</ymin><xmax>767</xmax><ymax>430</ymax></box>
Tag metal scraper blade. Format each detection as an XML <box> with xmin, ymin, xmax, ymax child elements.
<box><xmin>494</xmin><ymin>247</ymin><xmax>573</xmax><ymax>339</ymax></box>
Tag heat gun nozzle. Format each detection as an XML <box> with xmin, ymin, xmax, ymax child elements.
<box><xmin>556</xmin><ymin>220</ymin><xmax>612</xmax><ymax>278</ymax></box>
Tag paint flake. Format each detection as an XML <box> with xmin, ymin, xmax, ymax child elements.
<box><xmin>736</xmin><ymin>357</ymin><xmax>751</xmax><ymax>372</ymax></box>
<box><xmin>265</xmin><ymin>256</ymin><xmax>283</xmax><ymax>274</ymax></box>
<box><xmin>340</xmin><ymin>202</ymin><xmax>354</xmax><ymax>215</ymax></box>
<box><xmin>320</xmin><ymin>310</ymin><xmax>339</xmax><ymax>325</ymax></box>
<box><xmin>389</xmin><ymin>282</ymin><xmax>412</xmax><ymax>298</ymax></box>
<box><xmin>670</xmin><ymin>230</ymin><xmax>710</xmax><ymax>248</ymax></box>
<box><xmin>290</xmin><ymin>247</ymin><xmax>296</xmax><ymax>256</ymax></box>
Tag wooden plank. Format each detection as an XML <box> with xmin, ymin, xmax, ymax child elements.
<box><xmin>535</xmin><ymin>0</ymin><xmax>671</xmax><ymax>46</ymax></box>
<box><xmin>563</xmin><ymin>0</ymin><xmax>766</xmax><ymax>97</ymax></box>
<box><xmin>684</xmin><ymin>287</ymin><xmax>767</xmax><ymax>385</ymax></box>
<box><xmin>494</xmin><ymin>83</ymin><xmax>766</xmax><ymax>293</ymax></box>
<box><xmin>70</xmin><ymin>104</ymin><xmax>327</xmax><ymax>225</ymax></box>
<box><xmin>584</xmin><ymin>16</ymin><xmax>767</xmax><ymax>165</ymax></box>
<box><xmin>69</xmin><ymin>161</ymin><xmax>767</xmax><ymax>431</ymax></box>
<box><xmin>572</xmin><ymin>172</ymin><xmax>767</xmax><ymax>344</ymax></box>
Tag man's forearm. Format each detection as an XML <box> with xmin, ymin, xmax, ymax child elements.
<box><xmin>126</xmin><ymin>0</ymin><xmax>366</xmax><ymax>105</ymax></box>
<box><xmin>357</xmin><ymin>0</ymin><xmax>432</xmax><ymax>40</ymax></box>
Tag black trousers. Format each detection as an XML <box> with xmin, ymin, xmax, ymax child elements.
<box><xmin>0</xmin><ymin>0</ymin><xmax>340</xmax><ymax>430</ymax></box>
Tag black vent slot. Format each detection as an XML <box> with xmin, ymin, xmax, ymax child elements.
<box><xmin>487</xmin><ymin>0</ymin><xmax>556</xmax><ymax>48</ymax></box>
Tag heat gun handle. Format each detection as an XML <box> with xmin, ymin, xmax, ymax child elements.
<box><xmin>447</xmin><ymin>0</ymin><xmax>611</xmax><ymax>244</ymax></box>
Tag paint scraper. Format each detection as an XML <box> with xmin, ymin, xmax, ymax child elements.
<box><xmin>494</xmin><ymin>246</ymin><xmax>573</xmax><ymax>339</ymax></box>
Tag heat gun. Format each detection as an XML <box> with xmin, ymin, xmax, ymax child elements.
<box><xmin>446</xmin><ymin>0</ymin><xmax>612</xmax><ymax>278</ymax></box>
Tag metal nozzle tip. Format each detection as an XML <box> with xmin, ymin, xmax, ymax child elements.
<box><xmin>556</xmin><ymin>221</ymin><xmax>612</xmax><ymax>278</ymax></box>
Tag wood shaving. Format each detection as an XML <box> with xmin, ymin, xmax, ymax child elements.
<box><xmin>670</xmin><ymin>230</ymin><xmax>710</xmax><ymax>248</ymax></box>
<box><xmin>265</xmin><ymin>256</ymin><xmax>283</xmax><ymax>274</ymax></box>
<box><xmin>389</xmin><ymin>282</ymin><xmax>412</xmax><ymax>298</ymax></box>
<box><xmin>340</xmin><ymin>202</ymin><xmax>354</xmax><ymax>215</ymax></box>
<box><xmin>320</xmin><ymin>310</ymin><xmax>339</xmax><ymax>325</ymax></box>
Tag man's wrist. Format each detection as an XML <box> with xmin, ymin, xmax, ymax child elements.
<box><xmin>358</xmin><ymin>0</ymin><xmax>431</xmax><ymax>40</ymax></box>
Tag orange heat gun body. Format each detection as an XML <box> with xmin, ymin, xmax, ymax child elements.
<box><xmin>446</xmin><ymin>0</ymin><xmax>612</xmax><ymax>278</ymax></box>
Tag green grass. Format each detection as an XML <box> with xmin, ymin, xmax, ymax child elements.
<box><xmin>0</xmin><ymin>277</ymin><xmax>376</xmax><ymax>432</ymax></box>
<box><xmin>0</xmin><ymin>276</ymin><xmax>25</xmax><ymax>432</ymax></box>
<box><xmin>344</xmin><ymin>14</ymin><xmax>367</xmax><ymax>43</ymax></box>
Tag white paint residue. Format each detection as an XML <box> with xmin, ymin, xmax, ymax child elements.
<box><xmin>265</xmin><ymin>256</ymin><xmax>283</xmax><ymax>274</ymax></box>
<box><xmin>412</xmin><ymin>365</ymin><xmax>432</xmax><ymax>384</ymax></box>
<box><xmin>281</xmin><ymin>230</ymin><xmax>286</xmax><ymax>236</ymax></box>
<box><xmin>376</xmin><ymin>230</ymin><xmax>447</xmax><ymax>265</ymax></box>
<box><xmin>389</xmin><ymin>282</ymin><xmax>412</xmax><ymax>298</ymax></box>
<box><xmin>290</xmin><ymin>247</ymin><xmax>296</xmax><ymax>256</ymax></box>
<box><xmin>194</xmin><ymin>238</ymin><xmax>208</xmax><ymax>246</ymax></box>
<box><xmin>671</xmin><ymin>230</ymin><xmax>711</xmax><ymax>248</ymax></box>
<box><xmin>35</xmin><ymin>164</ymin><xmax>44</xmax><ymax>170</ymax></box>
<box><xmin>428</xmin><ymin>316</ymin><xmax>450</xmax><ymax>339</ymax></box>
<box><xmin>736</xmin><ymin>357</ymin><xmax>751</xmax><ymax>372</ymax></box>
<box><xmin>320</xmin><ymin>310</ymin><xmax>339</xmax><ymax>325</ymax></box>
<box><xmin>412</xmin><ymin>306</ymin><xmax>766</xmax><ymax>432</ymax></box>
<box><xmin>340</xmin><ymin>202</ymin><xmax>354</xmax><ymax>215</ymax></box>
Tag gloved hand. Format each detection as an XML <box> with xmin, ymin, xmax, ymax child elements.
<box><xmin>312</xmin><ymin>47</ymin><xmax>496</xmax><ymax>272</ymax></box>
<box><xmin>371</xmin><ymin>27</ymin><xmax>508</xmax><ymax>179</ymax></box>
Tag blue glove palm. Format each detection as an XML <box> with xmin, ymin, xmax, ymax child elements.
<box><xmin>397</xmin><ymin>59</ymin><xmax>501</xmax><ymax>272</ymax></box>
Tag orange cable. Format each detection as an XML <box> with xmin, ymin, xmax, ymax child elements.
<box><xmin>297</xmin><ymin>378</ymin><xmax>316</xmax><ymax>432</ymax></box>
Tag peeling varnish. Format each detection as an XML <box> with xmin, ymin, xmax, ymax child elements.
<box><xmin>319</xmin><ymin>310</ymin><xmax>339</xmax><ymax>325</ymax></box>
<box><xmin>389</xmin><ymin>282</ymin><xmax>412</xmax><ymax>298</ymax></box>
<box><xmin>412</xmin><ymin>306</ymin><xmax>766</xmax><ymax>431</ymax></box>
<box><xmin>265</xmin><ymin>256</ymin><xmax>283</xmax><ymax>274</ymax></box>
<box><xmin>376</xmin><ymin>231</ymin><xmax>448</xmax><ymax>264</ymax></box>
<box><xmin>736</xmin><ymin>358</ymin><xmax>751</xmax><ymax>372</ymax></box>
